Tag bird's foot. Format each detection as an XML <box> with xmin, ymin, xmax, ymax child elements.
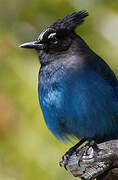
<box><xmin>89</xmin><ymin>140</ymin><xmax>99</xmax><ymax>151</ymax></box>
<box><xmin>59</xmin><ymin>140</ymin><xmax>99</xmax><ymax>170</ymax></box>
<box><xmin>59</xmin><ymin>146</ymin><xmax>77</xmax><ymax>170</ymax></box>
<box><xmin>83</xmin><ymin>140</ymin><xmax>99</xmax><ymax>154</ymax></box>
<box><xmin>77</xmin><ymin>140</ymin><xmax>99</xmax><ymax>165</ymax></box>
<box><xmin>59</xmin><ymin>138</ymin><xmax>87</xmax><ymax>169</ymax></box>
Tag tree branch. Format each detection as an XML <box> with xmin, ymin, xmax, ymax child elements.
<box><xmin>59</xmin><ymin>140</ymin><xmax>118</xmax><ymax>180</ymax></box>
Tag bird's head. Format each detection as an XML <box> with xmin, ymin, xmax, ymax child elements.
<box><xmin>19</xmin><ymin>11</ymin><xmax>88</xmax><ymax>65</ymax></box>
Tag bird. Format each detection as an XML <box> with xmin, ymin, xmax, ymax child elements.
<box><xmin>19</xmin><ymin>11</ymin><xmax>118</xmax><ymax>159</ymax></box>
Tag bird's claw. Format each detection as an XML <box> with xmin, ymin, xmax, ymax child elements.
<box><xmin>59</xmin><ymin>153</ymin><xmax>69</xmax><ymax>170</ymax></box>
<box><xmin>59</xmin><ymin>149</ymin><xmax>75</xmax><ymax>170</ymax></box>
<box><xmin>59</xmin><ymin>139</ymin><xmax>87</xmax><ymax>169</ymax></box>
<box><xmin>89</xmin><ymin>140</ymin><xmax>99</xmax><ymax>151</ymax></box>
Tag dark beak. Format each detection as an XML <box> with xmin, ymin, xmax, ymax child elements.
<box><xmin>19</xmin><ymin>41</ymin><xmax>45</xmax><ymax>50</ymax></box>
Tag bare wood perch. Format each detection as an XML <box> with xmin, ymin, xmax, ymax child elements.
<box><xmin>59</xmin><ymin>140</ymin><xmax>118</xmax><ymax>180</ymax></box>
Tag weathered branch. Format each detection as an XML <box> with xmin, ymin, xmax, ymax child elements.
<box><xmin>59</xmin><ymin>140</ymin><xmax>118</xmax><ymax>180</ymax></box>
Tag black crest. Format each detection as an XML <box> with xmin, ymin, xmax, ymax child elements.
<box><xmin>37</xmin><ymin>10</ymin><xmax>88</xmax><ymax>42</ymax></box>
<box><xmin>50</xmin><ymin>10</ymin><xmax>88</xmax><ymax>32</ymax></box>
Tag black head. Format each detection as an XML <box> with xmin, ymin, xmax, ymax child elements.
<box><xmin>19</xmin><ymin>11</ymin><xmax>88</xmax><ymax>65</ymax></box>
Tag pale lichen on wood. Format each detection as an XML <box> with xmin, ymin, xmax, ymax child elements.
<box><xmin>59</xmin><ymin>140</ymin><xmax>118</xmax><ymax>180</ymax></box>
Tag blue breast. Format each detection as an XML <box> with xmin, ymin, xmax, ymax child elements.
<box><xmin>38</xmin><ymin>63</ymin><xmax>118</xmax><ymax>142</ymax></box>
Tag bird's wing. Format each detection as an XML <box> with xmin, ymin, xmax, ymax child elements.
<box><xmin>87</xmin><ymin>54</ymin><xmax>118</xmax><ymax>96</ymax></box>
<box><xmin>62</xmin><ymin>61</ymin><xmax>118</xmax><ymax>142</ymax></box>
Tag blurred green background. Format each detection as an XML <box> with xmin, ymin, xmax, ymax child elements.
<box><xmin>0</xmin><ymin>0</ymin><xmax>118</xmax><ymax>179</ymax></box>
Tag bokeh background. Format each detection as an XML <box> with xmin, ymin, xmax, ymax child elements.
<box><xmin>0</xmin><ymin>0</ymin><xmax>118</xmax><ymax>179</ymax></box>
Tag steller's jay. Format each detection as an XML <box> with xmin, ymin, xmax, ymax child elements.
<box><xmin>19</xmin><ymin>11</ymin><xmax>118</xmax><ymax>160</ymax></box>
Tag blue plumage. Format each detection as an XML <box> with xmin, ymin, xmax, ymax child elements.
<box><xmin>20</xmin><ymin>11</ymin><xmax>118</xmax><ymax>146</ymax></box>
<box><xmin>38</xmin><ymin>56</ymin><xmax>118</xmax><ymax>142</ymax></box>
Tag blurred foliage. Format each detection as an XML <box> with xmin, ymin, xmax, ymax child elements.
<box><xmin>0</xmin><ymin>0</ymin><xmax>118</xmax><ymax>180</ymax></box>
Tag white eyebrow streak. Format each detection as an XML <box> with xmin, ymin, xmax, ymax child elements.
<box><xmin>48</xmin><ymin>33</ymin><xmax>56</xmax><ymax>39</ymax></box>
<box><xmin>38</xmin><ymin>29</ymin><xmax>48</xmax><ymax>41</ymax></box>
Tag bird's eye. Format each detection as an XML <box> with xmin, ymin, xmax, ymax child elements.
<box><xmin>47</xmin><ymin>33</ymin><xmax>58</xmax><ymax>44</ymax></box>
